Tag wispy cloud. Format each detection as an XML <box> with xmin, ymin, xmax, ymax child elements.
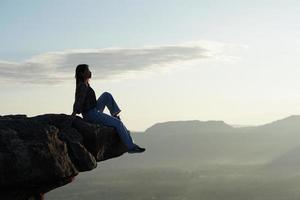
<box><xmin>0</xmin><ymin>41</ymin><xmax>238</xmax><ymax>85</ymax></box>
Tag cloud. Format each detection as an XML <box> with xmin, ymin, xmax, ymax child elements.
<box><xmin>0</xmin><ymin>41</ymin><xmax>236</xmax><ymax>85</ymax></box>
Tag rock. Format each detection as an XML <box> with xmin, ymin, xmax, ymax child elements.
<box><xmin>0</xmin><ymin>113</ymin><xmax>128</xmax><ymax>200</ymax></box>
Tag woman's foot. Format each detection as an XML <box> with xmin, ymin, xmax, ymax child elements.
<box><xmin>128</xmin><ymin>144</ymin><xmax>145</xmax><ymax>153</ymax></box>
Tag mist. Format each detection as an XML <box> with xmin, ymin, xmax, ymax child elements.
<box><xmin>46</xmin><ymin>115</ymin><xmax>300</xmax><ymax>199</ymax></box>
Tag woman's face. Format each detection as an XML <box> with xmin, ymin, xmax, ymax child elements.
<box><xmin>83</xmin><ymin>67</ymin><xmax>92</xmax><ymax>80</ymax></box>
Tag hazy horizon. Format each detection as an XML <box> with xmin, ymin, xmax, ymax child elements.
<box><xmin>46</xmin><ymin>114</ymin><xmax>300</xmax><ymax>199</ymax></box>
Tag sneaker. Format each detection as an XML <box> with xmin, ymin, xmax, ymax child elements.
<box><xmin>128</xmin><ymin>145</ymin><xmax>145</xmax><ymax>153</ymax></box>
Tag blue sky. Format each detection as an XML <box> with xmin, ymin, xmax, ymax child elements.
<box><xmin>3</xmin><ymin>0</ymin><xmax>296</xmax><ymax>60</ymax></box>
<box><xmin>1</xmin><ymin>0</ymin><xmax>300</xmax><ymax>131</ymax></box>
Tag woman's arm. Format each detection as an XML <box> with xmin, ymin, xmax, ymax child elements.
<box><xmin>72</xmin><ymin>83</ymin><xmax>88</xmax><ymax>114</ymax></box>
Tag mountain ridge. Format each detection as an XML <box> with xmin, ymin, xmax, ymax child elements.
<box><xmin>144</xmin><ymin>115</ymin><xmax>300</xmax><ymax>133</ymax></box>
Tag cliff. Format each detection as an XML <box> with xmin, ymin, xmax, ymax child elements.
<box><xmin>0</xmin><ymin>113</ymin><xmax>128</xmax><ymax>200</ymax></box>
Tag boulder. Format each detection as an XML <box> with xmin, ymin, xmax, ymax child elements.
<box><xmin>0</xmin><ymin>113</ymin><xmax>128</xmax><ymax>199</ymax></box>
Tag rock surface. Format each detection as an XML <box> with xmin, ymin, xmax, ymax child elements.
<box><xmin>0</xmin><ymin>113</ymin><xmax>128</xmax><ymax>200</ymax></box>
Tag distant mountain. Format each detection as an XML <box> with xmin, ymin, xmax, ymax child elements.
<box><xmin>144</xmin><ymin>120</ymin><xmax>234</xmax><ymax>135</ymax></box>
<box><xmin>108</xmin><ymin>115</ymin><xmax>300</xmax><ymax>170</ymax></box>
<box><xmin>254</xmin><ymin>115</ymin><xmax>300</xmax><ymax>133</ymax></box>
<box><xmin>261</xmin><ymin>145</ymin><xmax>300</xmax><ymax>173</ymax></box>
<box><xmin>258</xmin><ymin>116</ymin><xmax>300</xmax><ymax>173</ymax></box>
<box><xmin>144</xmin><ymin>115</ymin><xmax>300</xmax><ymax>134</ymax></box>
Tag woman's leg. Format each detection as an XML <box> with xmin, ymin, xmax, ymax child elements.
<box><xmin>96</xmin><ymin>92</ymin><xmax>121</xmax><ymax>116</ymax></box>
<box><xmin>86</xmin><ymin>109</ymin><xmax>136</xmax><ymax>150</ymax></box>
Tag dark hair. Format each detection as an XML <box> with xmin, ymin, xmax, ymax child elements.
<box><xmin>75</xmin><ymin>64</ymin><xmax>89</xmax><ymax>85</ymax></box>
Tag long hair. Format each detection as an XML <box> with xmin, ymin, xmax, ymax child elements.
<box><xmin>75</xmin><ymin>64</ymin><xmax>89</xmax><ymax>85</ymax></box>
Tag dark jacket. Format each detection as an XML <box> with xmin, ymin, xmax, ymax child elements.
<box><xmin>73</xmin><ymin>82</ymin><xmax>97</xmax><ymax>114</ymax></box>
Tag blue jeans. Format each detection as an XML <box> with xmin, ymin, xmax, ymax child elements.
<box><xmin>82</xmin><ymin>92</ymin><xmax>136</xmax><ymax>150</ymax></box>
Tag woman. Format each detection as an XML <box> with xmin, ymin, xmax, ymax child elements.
<box><xmin>71</xmin><ymin>64</ymin><xmax>145</xmax><ymax>153</ymax></box>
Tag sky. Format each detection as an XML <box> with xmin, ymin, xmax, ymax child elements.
<box><xmin>1</xmin><ymin>0</ymin><xmax>300</xmax><ymax>131</ymax></box>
